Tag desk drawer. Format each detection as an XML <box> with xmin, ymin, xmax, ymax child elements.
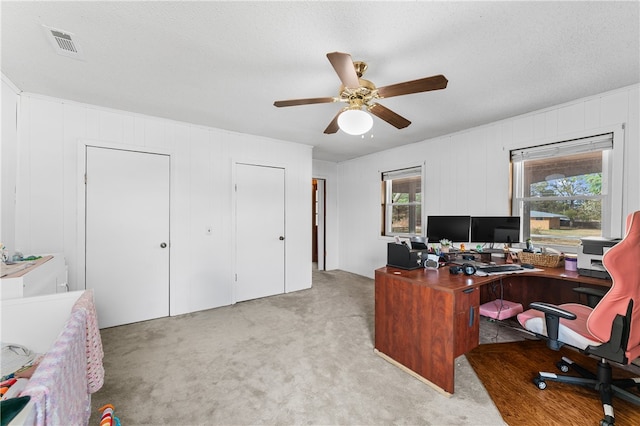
<box><xmin>455</xmin><ymin>286</ymin><xmax>480</xmax><ymax>312</ymax></box>
<box><xmin>454</xmin><ymin>287</ymin><xmax>480</xmax><ymax>356</ymax></box>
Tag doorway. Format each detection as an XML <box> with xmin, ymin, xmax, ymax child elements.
<box><xmin>312</xmin><ymin>178</ymin><xmax>326</xmax><ymax>270</ymax></box>
<box><xmin>85</xmin><ymin>146</ymin><xmax>170</xmax><ymax>328</ymax></box>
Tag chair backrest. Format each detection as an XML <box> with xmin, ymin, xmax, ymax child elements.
<box><xmin>588</xmin><ymin>211</ymin><xmax>640</xmax><ymax>358</ymax></box>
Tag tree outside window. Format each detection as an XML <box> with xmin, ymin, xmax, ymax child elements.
<box><xmin>524</xmin><ymin>152</ymin><xmax>603</xmax><ymax>246</ymax></box>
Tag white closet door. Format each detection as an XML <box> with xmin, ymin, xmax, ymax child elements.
<box><xmin>235</xmin><ymin>163</ymin><xmax>285</xmax><ymax>302</ymax></box>
<box><xmin>85</xmin><ymin>146</ymin><xmax>170</xmax><ymax>328</ymax></box>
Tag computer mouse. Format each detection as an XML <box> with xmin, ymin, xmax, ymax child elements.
<box><xmin>475</xmin><ymin>270</ymin><xmax>488</xmax><ymax>277</ymax></box>
<box><xmin>521</xmin><ymin>263</ymin><xmax>535</xmax><ymax>269</ymax></box>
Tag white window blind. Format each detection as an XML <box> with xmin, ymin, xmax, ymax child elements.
<box><xmin>382</xmin><ymin>166</ymin><xmax>422</xmax><ymax>181</ymax></box>
<box><xmin>511</xmin><ymin>133</ymin><xmax>613</xmax><ymax>162</ymax></box>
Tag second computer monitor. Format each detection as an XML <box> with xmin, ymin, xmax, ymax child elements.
<box><xmin>471</xmin><ymin>216</ymin><xmax>521</xmax><ymax>244</ymax></box>
<box><xmin>426</xmin><ymin>216</ymin><xmax>471</xmax><ymax>243</ymax></box>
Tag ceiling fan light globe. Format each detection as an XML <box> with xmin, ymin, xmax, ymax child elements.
<box><xmin>338</xmin><ymin>109</ymin><xmax>373</xmax><ymax>135</ymax></box>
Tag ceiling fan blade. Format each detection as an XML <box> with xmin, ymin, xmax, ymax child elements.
<box><xmin>274</xmin><ymin>97</ymin><xmax>336</xmax><ymax>107</ymax></box>
<box><xmin>323</xmin><ymin>111</ymin><xmax>342</xmax><ymax>134</ymax></box>
<box><xmin>377</xmin><ymin>75</ymin><xmax>448</xmax><ymax>99</ymax></box>
<box><xmin>368</xmin><ymin>103</ymin><xmax>411</xmax><ymax>129</ymax></box>
<box><xmin>326</xmin><ymin>52</ymin><xmax>360</xmax><ymax>88</ymax></box>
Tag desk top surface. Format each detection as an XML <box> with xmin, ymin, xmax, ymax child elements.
<box><xmin>1</xmin><ymin>256</ymin><xmax>53</xmax><ymax>279</ymax></box>
<box><xmin>376</xmin><ymin>264</ymin><xmax>612</xmax><ymax>293</ymax></box>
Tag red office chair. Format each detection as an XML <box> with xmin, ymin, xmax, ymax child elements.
<box><xmin>517</xmin><ymin>211</ymin><xmax>640</xmax><ymax>426</ymax></box>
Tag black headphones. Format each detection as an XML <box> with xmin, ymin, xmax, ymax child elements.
<box><xmin>449</xmin><ymin>263</ymin><xmax>477</xmax><ymax>276</ymax></box>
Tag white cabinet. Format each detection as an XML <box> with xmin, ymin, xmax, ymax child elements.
<box><xmin>0</xmin><ymin>254</ymin><xmax>67</xmax><ymax>300</ymax></box>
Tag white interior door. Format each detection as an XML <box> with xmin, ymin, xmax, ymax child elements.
<box><xmin>85</xmin><ymin>146</ymin><xmax>170</xmax><ymax>328</ymax></box>
<box><xmin>235</xmin><ymin>163</ymin><xmax>285</xmax><ymax>302</ymax></box>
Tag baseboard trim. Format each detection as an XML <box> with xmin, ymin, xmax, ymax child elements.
<box><xmin>373</xmin><ymin>349</ymin><xmax>452</xmax><ymax>398</ymax></box>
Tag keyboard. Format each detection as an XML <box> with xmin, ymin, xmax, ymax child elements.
<box><xmin>477</xmin><ymin>265</ymin><xmax>523</xmax><ymax>273</ymax></box>
<box><xmin>451</xmin><ymin>260</ymin><xmax>488</xmax><ymax>268</ymax></box>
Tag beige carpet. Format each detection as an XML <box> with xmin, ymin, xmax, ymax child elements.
<box><xmin>89</xmin><ymin>270</ymin><xmax>507</xmax><ymax>425</ymax></box>
<box><xmin>467</xmin><ymin>340</ymin><xmax>640</xmax><ymax>426</ymax></box>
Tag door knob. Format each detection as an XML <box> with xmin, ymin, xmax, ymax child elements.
<box><xmin>160</xmin><ymin>242</ymin><xmax>167</xmax><ymax>248</ymax></box>
<box><xmin>279</xmin><ymin>236</ymin><xmax>285</xmax><ymax>241</ymax></box>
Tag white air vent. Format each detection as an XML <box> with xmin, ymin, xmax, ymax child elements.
<box><xmin>43</xmin><ymin>25</ymin><xmax>84</xmax><ymax>60</ymax></box>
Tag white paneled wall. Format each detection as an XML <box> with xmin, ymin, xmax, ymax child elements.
<box><xmin>3</xmin><ymin>79</ymin><xmax>638</xmax><ymax>302</ymax></box>
<box><xmin>1</xmin><ymin>76</ymin><xmax>20</xmax><ymax>253</ymax></box>
<box><xmin>19</xmin><ymin>97</ymin><xmax>66</xmax><ymax>255</ymax></box>
<box><xmin>337</xmin><ymin>84</ymin><xmax>640</xmax><ymax>278</ymax></box>
<box><xmin>7</xmin><ymin>92</ymin><xmax>312</xmax><ymax>316</ymax></box>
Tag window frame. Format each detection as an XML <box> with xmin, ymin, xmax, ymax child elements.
<box><xmin>511</xmin><ymin>125</ymin><xmax>625</xmax><ymax>252</ymax></box>
<box><xmin>381</xmin><ymin>165</ymin><xmax>424</xmax><ymax>237</ymax></box>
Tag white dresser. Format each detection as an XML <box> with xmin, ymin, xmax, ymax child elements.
<box><xmin>0</xmin><ymin>254</ymin><xmax>67</xmax><ymax>300</ymax></box>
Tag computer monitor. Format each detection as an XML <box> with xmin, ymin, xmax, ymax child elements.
<box><xmin>426</xmin><ymin>216</ymin><xmax>471</xmax><ymax>243</ymax></box>
<box><xmin>471</xmin><ymin>216</ymin><xmax>521</xmax><ymax>244</ymax></box>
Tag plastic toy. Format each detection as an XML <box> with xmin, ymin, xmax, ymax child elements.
<box><xmin>99</xmin><ymin>404</ymin><xmax>121</xmax><ymax>426</ymax></box>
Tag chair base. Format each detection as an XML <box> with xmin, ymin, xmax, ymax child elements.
<box><xmin>533</xmin><ymin>357</ymin><xmax>640</xmax><ymax>425</ymax></box>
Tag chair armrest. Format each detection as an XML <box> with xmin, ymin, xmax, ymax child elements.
<box><xmin>529</xmin><ymin>302</ymin><xmax>577</xmax><ymax>320</ymax></box>
<box><xmin>528</xmin><ymin>302</ymin><xmax>576</xmax><ymax>350</ymax></box>
<box><xmin>572</xmin><ymin>287</ymin><xmax>607</xmax><ymax>308</ymax></box>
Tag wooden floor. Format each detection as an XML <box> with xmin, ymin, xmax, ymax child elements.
<box><xmin>466</xmin><ymin>339</ymin><xmax>640</xmax><ymax>426</ymax></box>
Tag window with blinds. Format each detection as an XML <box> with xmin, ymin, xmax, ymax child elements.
<box><xmin>511</xmin><ymin>131</ymin><xmax>623</xmax><ymax>248</ymax></box>
<box><xmin>381</xmin><ymin>166</ymin><xmax>423</xmax><ymax>236</ymax></box>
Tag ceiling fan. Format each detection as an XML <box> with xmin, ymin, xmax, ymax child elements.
<box><xmin>273</xmin><ymin>52</ymin><xmax>448</xmax><ymax>135</ymax></box>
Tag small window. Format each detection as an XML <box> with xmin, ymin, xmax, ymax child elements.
<box><xmin>381</xmin><ymin>166</ymin><xmax>423</xmax><ymax>236</ymax></box>
<box><xmin>511</xmin><ymin>132</ymin><xmax>623</xmax><ymax>249</ymax></box>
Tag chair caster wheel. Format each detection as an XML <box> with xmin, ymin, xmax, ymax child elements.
<box><xmin>600</xmin><ymin>415</ymin><xmax>615</xmax><ymax>426</ymax></box>
<box><xmin>556</xmin><ymin>360</ymin><xmax>570</xmax><ymax>373</ymax></box>
<box><xmin>533</xmin><ymin>377</ymin><xmax>547</xmax><ymax>390</ymax></box>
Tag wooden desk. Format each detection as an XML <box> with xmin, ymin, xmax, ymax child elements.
<box><xmin>374</xmin><ymin>265</ymin><xmax>611</xmax><ymax>395</ymax></box>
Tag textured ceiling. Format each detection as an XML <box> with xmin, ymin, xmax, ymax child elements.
<box><xmin>2</xmin><ymin>1</ymin><xmax>638</xmax><ymax>162</ymax></box>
